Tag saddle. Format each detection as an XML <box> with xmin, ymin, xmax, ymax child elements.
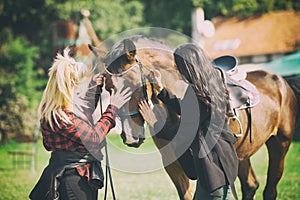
<box><xmin>213</xmin><ymin>55</ymin><xmax>260</xmax><ymax>111</ymax></box>
<box><xmin>213</xmin><ymin>56</ymin><xmax>260</xmax><ymax>139</ymax></box>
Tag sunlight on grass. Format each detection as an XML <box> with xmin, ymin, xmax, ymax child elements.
<box><xmin>0</xmin><ymin>139</ymin><xmax>299</xmax><ymax>199</ymax></box>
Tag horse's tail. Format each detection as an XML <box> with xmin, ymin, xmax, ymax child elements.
<box><xmin>284</xmin><ymin>75</ymin><xmax>300</xmax><ymax>141</ymax></box>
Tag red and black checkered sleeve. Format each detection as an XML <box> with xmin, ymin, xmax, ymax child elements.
<box><xmin>58</xmin><ymin>104</ymin><xmax>118</xmax><ymax>151</ymax></box>
<box><xmin>83</xmin><ymin>79</ymin><xmax>98</xmax><ymax>114</ymax></box>
<box><xmin>92</xmin><ymin>104</ymin><xmax>118</xmax><ymax>142</ymax></box>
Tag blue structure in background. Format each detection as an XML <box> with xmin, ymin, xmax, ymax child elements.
<box><xmin>264</xmin><ymin>51</ymin><xmax>300</xmax><ymax>76</ymax></box>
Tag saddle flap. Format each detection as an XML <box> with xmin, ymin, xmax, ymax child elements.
<box><xmin>227</xmin><ymin>77</ymin><xmax>260</xmax><ymax>110</ymax></box>
<box><xmin>222</xmin><ymin>71</ymin><xmax>259</xmax><ymax>110</ymax></box>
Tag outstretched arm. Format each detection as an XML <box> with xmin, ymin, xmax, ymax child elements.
<box><xmin>138</xmin><ymin>99</ymin><xmax>178</xmax><ymax>140</ymax></box>
<box><xmin>150</xmin><ymin>70</ymin><xmax>186</xmax><ymax>115</ymax></box>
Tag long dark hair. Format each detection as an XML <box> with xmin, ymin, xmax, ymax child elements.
<box><xmin>173</xmin><ymin>43</ymin><xmax>230</xmax><ymax>120</ymax></box>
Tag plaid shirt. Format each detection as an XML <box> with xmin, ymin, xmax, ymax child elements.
<box><xmin>41</xmin><ymin>104</ymin><xmax>117</xmax><ymax>154</ymax></box>
<box><xmin>41</xmin><ymin>79</ymin><xmax>117</xmax><ymax>153</ymax></box>
<box><xmin>40</xmin><ymin>81</ymin><xmax>117</xmax><ymax>180</ymax></box>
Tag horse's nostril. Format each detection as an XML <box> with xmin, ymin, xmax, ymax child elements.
<box><xmin>120</xmin><ymin>132</ymin><xmax>126</xmax><ymax>143</ymax></box>
<box><xmin>133</xmin><ymin>136</ymin><xmax>139</xmax><ymax>140</ymax></box>
<box><xmin>126</xmin><ymin>143</ymin><xmax>141</xmax><ymax>148</ymax></box>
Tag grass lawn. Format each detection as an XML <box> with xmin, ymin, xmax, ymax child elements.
<box><xmin>0</xmin><ymin>134</ymin><xmax>299</xmax><ymax>200</ymax></box>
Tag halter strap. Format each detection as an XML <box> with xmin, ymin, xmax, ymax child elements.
<box><xmin>104</xmin><ymin>62</ymin><xmax>139</xmax><ymax>76</ymax></box>
<box><xmin>111</xmin><ymin>57</ymin><xmax>151</xmax><ymax>118</ymax></box>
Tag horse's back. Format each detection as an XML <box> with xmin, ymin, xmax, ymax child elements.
<box><xmin>247</xmin><ymin>69</ymin><xmax>297</xmax><ymax>111</ymax></box>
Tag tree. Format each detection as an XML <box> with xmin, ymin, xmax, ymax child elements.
<box><xmin>193</xmin><ymin>0</ymin><xmax>300</xmax><ymax>18</ymax></box>
<box><xmin>143</xmin><ymin>0</ymin><xmax>193</xmax><ymax>36</ymax></box>
<box><xmin>0</xmin><ymin>0</ymin><xmax>144</xmax><ymax>143</ymax></box>
<box><xmin>0</xmin><ymin>0</ymin><xmax>145</xmax><ymax>76</ymax></box>
<box><xmin>48</xmin><ymin>0</ymin><xmax>144</xmax><ymax>40</ymax></box>
<box><xmin>0</xmin><ymin>29</ymin><xmax>41</xmax><ymax>143</ymax></box>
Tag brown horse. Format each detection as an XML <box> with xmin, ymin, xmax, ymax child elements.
<box><xmin>89</xmin><ymin>36</ymin><xmax>297</xmax><ymax>200</ymax></box>
<box><xmin>284</xmin><ymin>75</ymin><xmax>300</xmax><ymax>141</ymax></box>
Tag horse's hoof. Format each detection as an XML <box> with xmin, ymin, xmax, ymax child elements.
<box><xmin>263</xmin><ymin>188</ymin><xmax>277</xmax><ymax>200</ymax></box>
<box><xmin>242</xmin><ymin>183</ymin><xmax>259</xmax><ymax>200</ymax></box>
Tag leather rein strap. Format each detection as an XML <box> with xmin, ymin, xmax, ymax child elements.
<box><xmin>95</xmin><ymin>59</ymin><xmax>150</xmax><ymax>200</ymax></box>
<box><xmin>138</xmin><ymin>60</ymin><xmax>149</xmax><ymax>101</ymax></box>
<box><xmin>96</xmin><ymin>84</ymin><xmax>116</xmax><ymax>200</ymax></box>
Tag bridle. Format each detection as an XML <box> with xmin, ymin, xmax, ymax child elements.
<box><xmin>105</xmin><ymin>57</ymin><xmax>152</xmax><ymax>118</ymax></box>
<box><xmin>96</xmin><ymin>57</ymin><xmax>152</xmax><ymax>200</ymax></box>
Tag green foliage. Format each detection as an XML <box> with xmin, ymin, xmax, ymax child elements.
<box><xmin>0</xmin><ymin>29</ymin><xmax>40</xmax><ymax>107</ymax></box>
<box><xmin>0</xmin><ymin>0</ymin><xmax>63</xmax><ymax>67</ymax></box>
<box><xmin>90</xmin><ymin>0</ymin><xmax>144</xmax><ymax>39</ymax></box>
<box><xmin>0</xmin><ymin>0</ymin><xmax>144</xmax><ymax>141</ymax></box>
<box><xmin>143</xmin><ymin>0</ymin><xmax>193</xmax><ymax>35</ymax></box>
<box><xmin>0</xmin><ymin>29</ymin><xmax>41</xmax><ymax>136</ymax></box>
<box><xmin>193</xmin><ymin>0</ymin><xmax>300</xmax><ymax>18</ymax></box>
<box><xmin>0</xmin><ymin>34</ymin><xmax>38</xmax><ymax>102</ymax></box>
<box><xmin>46</xmin><ymin>0</ymin><xmax>144</xmax><ymax>40</ymax></box>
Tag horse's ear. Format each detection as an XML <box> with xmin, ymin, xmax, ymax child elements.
<box><xmin>88</xmin><ymin>44</ymin><xmax>107</xmax><ymax>58</ymax></box>
<box><xmin>123</xmin><ymin>39</ymin><xmax>136</xmax><ymax>62</ymax></box>
<box><xmin>88</xmin><ymin>44</ymin><xmax>107</xmax><ymax>73</ymax></box>
<box><xmin>67</xmin><ymin>45</ymin><xmax>76</xmax><ymax>57</ymax></box>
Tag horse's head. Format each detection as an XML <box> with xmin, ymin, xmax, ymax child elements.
<box><xmin>90</xmin><ymin>38</ymin><xmax>161</xmax><ymax>147</ymax></box>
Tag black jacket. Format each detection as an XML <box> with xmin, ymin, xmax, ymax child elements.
<box><xmin>29</xmin><ymin>150</ymin><xmax>104</xmax><ymax>200</ymax></box>
<box><xmin>153</xmin><ymin>86</ymin><xmax>238</xmax><ymax>197</ymax></box>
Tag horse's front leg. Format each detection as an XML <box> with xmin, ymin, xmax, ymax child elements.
<box><xmin>164</xmin><ymin>160</ymin><xmax>193</xmax><ymax>200</ymax></box>
<box><xmin>152</xmin><ymin>136</ymin><xmax>193</xmax><ymax>200</ymax></box>
<box><xmin>238</xmin><ymin>158</ymin><xmax>259</xmax><ymax>200</ymax></box>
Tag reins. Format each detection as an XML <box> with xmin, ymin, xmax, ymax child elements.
<box><xmin>94</xmin><ymin>58</ymin><xmax>152</xmax><ymax>199</ymax></box>
<box><xmin>96</xmin><ymin>84</ymin><xmax>116</xmax><ymax>200</ymax></box>
<box><xmin>137</xmin><ymin>58</ymin><xmax>149</xmax><ymax>101</ymax></box>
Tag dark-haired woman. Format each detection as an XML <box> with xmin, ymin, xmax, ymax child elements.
<box><xmin>139</xmin><ymin>43</ymin><xmax>238</xmax><ymax>199</ymax></box>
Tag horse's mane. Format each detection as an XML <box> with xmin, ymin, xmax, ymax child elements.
<box><xmin>103</xmin><ymin>35</ymin><xmax>173</xmax><ymax>67</ymax></box>
<box><xmin>128</xmin><ymin>35</ymin><xmax>173</xmax><ymax>51</ymax></box>
<box><xmin>131</xmin><ymin>36</ymin><xmax>188</xmax><ymax>96</ymax></box>
<box><xmin>129</xmin><ymin>36</ymin><xmax>176</xmax><ymax>70</ymax></box>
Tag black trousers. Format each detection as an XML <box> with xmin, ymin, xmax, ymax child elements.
<box><xmin>59</xmin><ymin>168</ymin><xmax>98</xmax><ymax>200</ymax></box>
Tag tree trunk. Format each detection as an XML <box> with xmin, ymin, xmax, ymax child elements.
<box><xmin>1</xmin><ymin>129</ymin><xmax>7</xmax><ymax>145</ymax></box>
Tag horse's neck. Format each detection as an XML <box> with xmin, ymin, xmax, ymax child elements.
<box><xmin>151</xmin><ymin>65</ymin><xmax>187</xmax><ymax>99</ymax></box>
<box><xmin>137</xmin><ymin>51</ymin><xmax>184</xmax><ymax>97</ymax></box>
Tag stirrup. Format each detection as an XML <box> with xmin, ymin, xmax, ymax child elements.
<box><xmin>229</xmin><ymin>115</ymin><xmax>243</xmax><ymax>137</ymax></box>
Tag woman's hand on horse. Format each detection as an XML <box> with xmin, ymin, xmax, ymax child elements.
<box><xmin>138</xmin><ymin>99</ymin><xmax>158</xmax><ymax>127</ymax></box>
<box><xmin>150</xmin><ymin>70</ymin><xmax>163</xmax><ymax>95</ymax></box>
<box><xmin>93</xmin><ymin>73</ymin><xmax>104</xmax><ymax>87</ymax></box>
<box><xmin>110</xmin><ymin>86</ymin><xmax>132</xmax><ymax>109</ymax></box>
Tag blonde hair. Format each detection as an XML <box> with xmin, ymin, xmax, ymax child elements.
<box><xmin>38</xmin><ymin>47</ymin><xmax>93</xmax><ymax>130</ymax></box>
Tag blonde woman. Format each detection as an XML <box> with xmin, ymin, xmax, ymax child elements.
<box><xmin>29</xmin><ymin>48</ymin><xmax>132</xmax><ymax>200</ymax></box>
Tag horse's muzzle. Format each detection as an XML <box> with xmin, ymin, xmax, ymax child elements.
<box><xmin>120</xmin><ymin>131</ymin><xmax>145</xmax><ymax>148</ymax></box>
